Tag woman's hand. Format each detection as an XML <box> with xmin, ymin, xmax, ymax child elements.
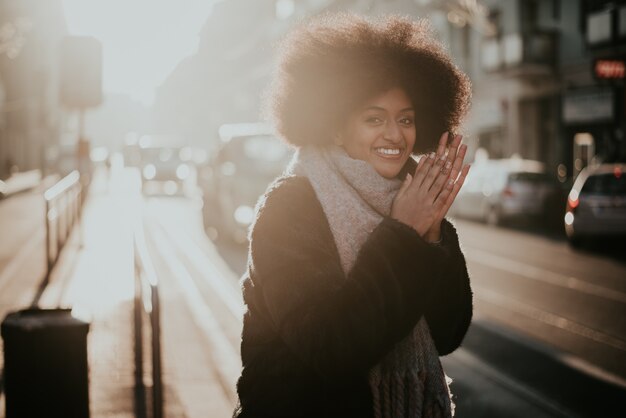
<box><xmin>424</xmin><ymin>133</ymin><xmax>470</xmax><ymax>242</ymax></box>
<box><xmin>391</xmin><ymin>132</ymin><xmax>470</xmax><ymax>240</ymax></box>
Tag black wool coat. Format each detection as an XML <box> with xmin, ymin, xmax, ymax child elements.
<box><xmin>233</xmin><ymin>175</ymin><xmax>473</xmax><ymax>418</ymax></box>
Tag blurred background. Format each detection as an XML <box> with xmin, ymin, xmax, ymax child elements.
<box><xmin>0</xmin><ymin>1</ymin><xmax>625</xmax><ymax>417</ymax></box>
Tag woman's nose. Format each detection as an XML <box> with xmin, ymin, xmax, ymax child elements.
<box><xmin>383</xmin><ymin>121</ymin><xmax>402</xmax><ymax>142</ymax></box>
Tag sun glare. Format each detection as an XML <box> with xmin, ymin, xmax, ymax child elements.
<box><xmin>62</xmin><ymin>0</ymin><xmax>218</xmax><ymax>106</ymax></box>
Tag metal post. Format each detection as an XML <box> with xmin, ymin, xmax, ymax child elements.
<box><xmin>133</xmin><ymin>227</ymin><xmax>163</xmax><ymax>418</ymax></box>
<box><xmin>133</xmin><ymin>258</ymin><xmax>146</xmax><ymax>418</ymax></box>
<box><xmin>151</xmin><ymin>285</ymin><xmax>163</xmax><ymax>418</ymax></box>
<box><xmin>61</xmin><ymin>194</ymin><xmax>67</xmax><ymax>250</ymax></box>
<box><xmin>77</xmin><ymin>109</ymin><xmax>85</xmax><ymax>174</ymax></box>
<box><xmin>42</xmin><ymin>170</ymin><xmax>81</xmax><ymax>289</ymax></box>
<box><xmin>45</xmin><ymin>199</ymin><xmax>51</xmax><ymax>282</ymax></box>
<box><xmin>69</xmin><ymin>188</ymin><xmax>75</xmax><ymax>230</ymax></box>
<box><xmin>77</xmin><ymin>187</ymin><xmax>83</xmax><ymax>248</ymax></box>
<box><xmin>56</xmin><ymin>196</ymin><xmax>62</xmax><ymax>261</ymax></box>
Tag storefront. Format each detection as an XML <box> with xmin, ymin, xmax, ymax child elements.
<box><xmin>560</xmin><ymin>1</ymin><xmax>626</xmax><ymax>180</ymax></box>
<box><xmin>562</xmin><ymin>85</ymin><xmax>624</xmax><ymax>179</ymax></box>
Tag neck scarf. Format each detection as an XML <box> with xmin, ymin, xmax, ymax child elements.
<box><xmin>286</xmin><ymin>145</ymin><xmax>454</xmax><ymax>418</ymax></box>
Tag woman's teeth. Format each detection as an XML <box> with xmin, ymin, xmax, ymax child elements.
<box><xmin>375</xmin><ymin>147</ymin><xmax>401</xmax><ymax>155</ymax></box>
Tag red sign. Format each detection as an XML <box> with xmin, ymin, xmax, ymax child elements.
<box><xmin>594</xmin><ymin>59</ymin><xmax>625</xmax><ymax>79</ymax></box>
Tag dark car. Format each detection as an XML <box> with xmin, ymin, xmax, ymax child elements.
<box><xmin>565</xmin><ymin>163</ymin><xmax>626</xmax><ymax>247</ymax></box>
<box><xmin>200</xmin><ymin>123</ymin><xmax>294</xmax><ymax>243</ymax></box>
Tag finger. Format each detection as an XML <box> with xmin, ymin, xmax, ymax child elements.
<box><xmin>411</xmin><ymin>151</ymin><xmax>436</xmax><ymax>190</ymax></box>
<box><xmin>434</xmin><ymin>176</ymin><xmax>455</xmax><ymax>210</ymax></box>
<box><xmin>435</xmin><ymin>132</ymin><xmax>449</xmax><ymax>159</ymax></box>
<box><xmin>450</xmin><ymin>164</ymin><xmax>470</xmax><ymax>191</ymax></box>
<box><xmin>428</xmin><ymin>157</ymin><xmax>453</xmax><ymax>199</ymax></box>
<box><xmin>456</xmin><ymin>163</ymin><xmax>471</xmax><ymax>186</ymax></box>
<box><xmin>429</xmin><ymin>134</ymin><xmax>467</xmax><ymax>194</ymax></box>
<box><xmin>435</xmin><ymin>178</ymin><xmax>454</xmax><ymax>221</ymax></box>
<box><xmin>442</xmin><ymin>164</ymin><xmax>470</xmax><ymax>211</ymax></box>
<box><xmin>448</xmin><ymin>143</ymin><xmax>467</xmax><ymax>183</ymax></box>
<box><xmin>446</xmin><ymin>134</ymin><xmax>462</xmax><ymax>165</ymax></box>
<box><xmin>434</xmin><ymin>164</ymin><xmax>469</xmax><ymax>219</ymax></box>
<box><xmin>398</xmin><ymin>172</ymin><xmax>412</xmax><ymax>197</ymax></box>
<box><xmin>410</xmin><ymin>155</ymin><xmax>427</xmax><ymax>182</ymax></box>
<box><xmin>416</xmin><ymin>153</ymin><xmax>429</xmax><ymax>171</ymax></box>
<box><xmin>421</xmin><ymin>150</ymin><xmax>447</xmax><ymax>191</ymax></box>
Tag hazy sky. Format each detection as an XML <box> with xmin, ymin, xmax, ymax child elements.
<box><xmin>62</xmin><ymin>0</ymin><xmax>219</xmax><ymax>106</ymax></box>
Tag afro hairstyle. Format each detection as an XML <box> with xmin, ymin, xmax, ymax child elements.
<box><xmin>265</xmin><ymin>13</ymin><xmax>472</xmax><ymax>153</ymax></box>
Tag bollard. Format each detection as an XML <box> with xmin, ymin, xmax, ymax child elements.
<box><xmin>1</xmin><ymin>308</ymin><xmax>90</xmax><ymax>418</ymax></box>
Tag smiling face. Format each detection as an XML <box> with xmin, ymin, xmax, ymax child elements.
<box><xmin>338</xmin><ymin>88</ymin><xmax>416</xmax><ymax>179</ymax></box>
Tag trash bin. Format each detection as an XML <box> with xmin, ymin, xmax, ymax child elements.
<box><xmin>1</xmin><ymin>308</ymin><xmax>90</xmax><ymax>418</ymax></box>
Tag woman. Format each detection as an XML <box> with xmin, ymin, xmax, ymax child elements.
<box><xmin>233</xmin><ymin>13</ymin><xmax>473</xmax><ymax>418</ymax></box>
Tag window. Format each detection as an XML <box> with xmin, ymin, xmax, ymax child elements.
<box><xmin>552</xmin><ymin>0</ymin><xmax>560</xmax><ymax>21</ymax></box>
<box><xmin>582</xmin><ymin>173</ymin><xmax>626</xmax><ymax>195</ymax></box>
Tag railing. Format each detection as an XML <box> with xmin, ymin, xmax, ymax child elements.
<box><xmin>43</xmin><ymin>170</ymin><xmax>82</xmax><ymax>284</ymax></box>
<box><xmin>133</xmin><ymin>224</ymin><xmax>163</xmax><ymax>418</ymax></box>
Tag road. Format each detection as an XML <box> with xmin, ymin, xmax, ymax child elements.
<box><xmin>1</xmin><ymin>166</ymin><xmax>624</xmax><ymax>417</ymax></box>
<box><xmin>205</xmin><ymin>194</ymin><xmax>626</xmax><ymax>381</ymax></box>
<box><xmin>139</xmin><ymin>185</ymin><xmax>626</xmax><ymax>417</ymax></box>
<box><xmin>207</xmin><ymin>198</ymin><xmax>626</xmax><ymax>416</ymax></box>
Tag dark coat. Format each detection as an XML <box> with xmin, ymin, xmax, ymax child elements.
<box><xmin>233</xmin><ymin>175</ymin><xmax>473</xmax><ymax>418</ymax></box>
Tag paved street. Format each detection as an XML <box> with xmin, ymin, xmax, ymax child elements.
<box><xmin>209</xmin><ymin>205</ymin><xmax>626</xmax><ymax>417</ymax></box>
<box><xmin>0</xmin><ymin>164</ymin><xmax>625</xmax><ymax>417</ymax></box>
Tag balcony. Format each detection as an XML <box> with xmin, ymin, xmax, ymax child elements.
<box><xmin>481</xmin><ymin>30</ymin><xmax>557</xmax><ymax>77</ymax></box>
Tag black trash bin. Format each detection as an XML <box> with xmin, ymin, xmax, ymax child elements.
<box><xmin>1</xmin><ymin>308</ymin><xmax>90</xmax><ymax>418</ymax></box>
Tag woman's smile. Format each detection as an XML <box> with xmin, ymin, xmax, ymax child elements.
<box><xmin>373</xmin><ymin>146</ymin><xmax>404</xmax><ymax>158</ymax></box>
<box><xmin>338</xmin><ymin>87</ymin><xmax>416</xmax><ymax>178</ymax></box>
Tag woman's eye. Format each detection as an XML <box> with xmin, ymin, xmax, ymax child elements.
<box><xmin>365</xmin><ymin>117</ymin><xmax>383</xmax><ymax>124</ymax></box>
<box><xmin>399</xmin><ymin>117</ymin><xmax>414</xmax><ymax>126</ymax></box>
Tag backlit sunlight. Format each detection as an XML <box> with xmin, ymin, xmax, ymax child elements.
<box><xmin>62</xmin><ymin>0</ymin><xmax>218</xmax><ymax>105</ymax></box>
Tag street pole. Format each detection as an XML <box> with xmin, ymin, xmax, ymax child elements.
<box><xmin>77</xmin><ymin>108</ymin><xmax>84</xmax><ymax>171</ymax></box>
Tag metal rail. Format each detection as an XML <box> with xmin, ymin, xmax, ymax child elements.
<box><xmin>8</xmin><ymin>170</ymin><xmax>83</xmax><ymax>398</ymax></box>
<box><xmin>43</xmin><ymin>170</ymin><xmax>82</xmax><ymax>284</ymax></box>
<box><xmin>133</xmin><ymin>224</ymin><xmax>163</xmax><ymax>418</ymax></box>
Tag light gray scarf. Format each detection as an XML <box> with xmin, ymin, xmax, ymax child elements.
<box><xmin>286</xmin><ymin>145</ymin><xmax>454</xmax><ymax>418</ymax></box>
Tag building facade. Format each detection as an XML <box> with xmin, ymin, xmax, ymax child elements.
<box><xmin>463</xmin><ymin>0</ymin><xmax>626</xmax><ymax>181</ymax></box>
<box><xmin>151</xmin><ymin>0</ymin><xmax>452</xmax><ymax>152</ymax></box>
<box><xmin>563</xmin><ymin>0</ymin><xmax>626</xmax><ymax>178</ymax></box>
<box><xmin>153</xmin><ymin>0</ymin><xmax>626</xmax><ymax>182</ymax></box>
<box><xmin>0</xmin><ymin>0</ymin><xmax>67</xmax><ymax>178</ymax></box>
<box><xmin>461</xmin><ymin>0</ymin><xmax>565</xmax><ymax>179</ymax></box>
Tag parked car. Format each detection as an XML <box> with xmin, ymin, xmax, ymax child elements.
<box><xmin>200</xmin><ymin>123</ymin><xmax>293</xmax><ymax>243</ymax></box>
<box><xmin>449</xmin><ymin>157</ymin><xmax>558</xmax><ymax>226</ymax></box>
<box><xmin>139</xmin><ymin>145</ymin><xmax>196</xmax><ymax>195</ymax></box>
<box><xmin>564</xmin><ymin>163</ymin><xmax>626</xmax><ymax>247</ymax></box>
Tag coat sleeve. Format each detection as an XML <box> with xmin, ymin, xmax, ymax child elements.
<box><xmin>248</xmin><ymin>176</ymin><xmax>461</xmax><ymax>380</ymax></box>
<box><xmin>423</xmin><ymin>218</ymin><xmax>473</xmax><ymax>355</ymax></box>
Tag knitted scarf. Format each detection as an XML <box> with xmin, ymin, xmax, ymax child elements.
<box><xmin>286</xmin><ymin>145</ymin><xmax>454</xmax><ymax>418</ymax></box>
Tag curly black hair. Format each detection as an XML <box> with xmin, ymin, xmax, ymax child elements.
<box><xmin>265</xmin><ymin>13</ymin><xmax>472</xmax><ymax>153</ymax></box>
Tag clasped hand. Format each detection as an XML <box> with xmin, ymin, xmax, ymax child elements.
<box><xmin>391</xmin><ymin>132</ymin><xmax>470</xmax><ymax>242</ymax></box>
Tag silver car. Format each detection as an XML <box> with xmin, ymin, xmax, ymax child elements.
<box><xmin>449</xmin><ymin>158</ymin><xmax>555</xmax><ymax>226</ymax></box>
<box><xmin>564</xmin><ymin>163</ymin><xmax>626</xmax><ymax>247</ymax></box>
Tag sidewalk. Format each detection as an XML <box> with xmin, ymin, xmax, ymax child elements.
<box><xmin>0</xmin><ymin>165</ymin><xmax>184</xmax><ymax>418</ymax></box>
<box><xmin>34</xmin><ymin>166</ymin><xmax>139</xmax><ymax>417</ymax></box>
